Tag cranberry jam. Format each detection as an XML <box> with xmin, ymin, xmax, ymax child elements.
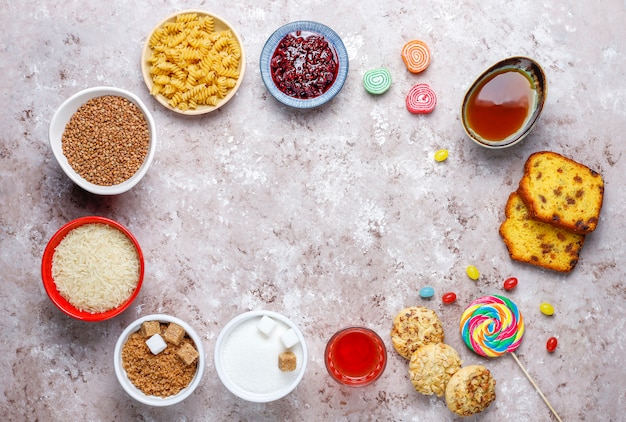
<box><xmin>270</xmin><ymin>30</ymin><xmax>339</xmax><ymax>99</ymax></box>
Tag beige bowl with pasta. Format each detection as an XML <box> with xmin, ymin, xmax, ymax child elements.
<box><xmin>141</xmin><ymin>10</ymin><xmax>246</xmax><ymax>115</ymax></box>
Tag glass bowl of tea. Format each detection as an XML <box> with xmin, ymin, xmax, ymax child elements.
<box><xmin>461</xmin><ymin>56</ymin><xmax>547</xmax><ymax>149</ymax></box>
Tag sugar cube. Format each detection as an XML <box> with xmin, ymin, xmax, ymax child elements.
<box><xmin>278</xmin><ymin>351</ymin><xmax>297</xmax><ymax>372</ymax></box>
<box><xmin>280</xmin><ymin>328</ymin><xmax>299</xmax><ymax>348</ymax></box>
<box><xmin>140</xmin><ymin>321</ymin><xmax>161</xmax><ymax>338</ymax></box>
<box><xmin>257</xmin><ymin>315</ymin><xmax>277</xmax><ymax>336</ymax></box>
<box><xmin>146</xmin><ymin>334</ymin><xmax>167</xmax><ymax>355</ymax></box>
<box><xmin>164</xmin><ymin>322</ymin><xmax>185</xmax><ymax>345</ymax></box>
<box><xmin>177</xmin><ymin>342</ymin><xmax>199</xmax><ymax>366</ymax></box>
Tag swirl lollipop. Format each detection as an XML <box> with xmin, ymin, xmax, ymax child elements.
<box><xmin>460</xmin><ymin>294</ymin><xmax>524</xmax><ymax>357</ymax></box>
<box><xmin>460</xmin><ymin>295</ymin><xmax>562</xmax><ymax>421</ymax></box>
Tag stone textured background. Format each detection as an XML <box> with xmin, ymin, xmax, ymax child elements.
<box><xmin>1</xmin><ymin>0</ymin><xmax>625</xmax><ymax>420</ymax></box>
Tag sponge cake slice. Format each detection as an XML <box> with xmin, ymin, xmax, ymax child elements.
<box><xmin>499</xmin><ymin>191</ymin><xmax>585</xmax><ymax>272</ymax></box>
<box><xmin>517</xmin><ymin>151</ymin><xmax>604</xmax><ymax>234</ymax></box>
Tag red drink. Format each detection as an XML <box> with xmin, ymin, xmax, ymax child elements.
<box><xmin>325</xmin><ymin>327</ymin><xmax>386</xmax><ymax>386</ymax></box>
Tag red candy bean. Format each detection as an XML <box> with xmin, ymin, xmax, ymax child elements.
<box><xmin>442</xmin><ymin>292</ymin><xmax>457</xmax><ymax>304</ymax></box>
<box><xmin>546</xmin><ymin>337</ymin><xmax>558</xmax><ymax>353</ymax></box>
<box><xmin>503</xmin><ymin>277</ymin><xmax>518</xmax><ymax>291</ymax></box>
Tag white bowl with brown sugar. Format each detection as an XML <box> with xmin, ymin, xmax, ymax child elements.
<box><xmin>49</xmin><ymin>86</ymin><xmax>156</xmax><ymax>195</ymax></box>
<box><xmin>114</xmin><ymin>314</ymin><xmax>205</xmax><ymax>406</ymax></box>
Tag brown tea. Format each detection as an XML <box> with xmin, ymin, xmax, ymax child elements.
<box><xmin>466</xmin><ymin>69</ymin><xmax>535</xmax><ymax>142</ymax></box>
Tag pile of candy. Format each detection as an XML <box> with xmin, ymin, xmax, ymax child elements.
<box><xmin>362</xmin><ymin>39</ymin><xmax>437</xmax><ymax>114</ymax></box>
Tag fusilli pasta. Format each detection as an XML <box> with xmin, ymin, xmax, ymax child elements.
<box><xmin>146</xmin><ymin>12</ymin><xmax>242</xmax><ymax>111</ymax></box>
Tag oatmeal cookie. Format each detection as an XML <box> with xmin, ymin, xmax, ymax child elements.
<box><xmin>445</xmin><ymin>365</ymin><xmax>496</xmax><ymax>416</ymax></box>
<box><xmin>409</xmin><ymin>343</ymin><xmax>462</xmax><ymax>396</ymax></box>
<box><xmin>391</xmin><ymin>307</ymin><xmax>444</xmax><ymax>360</ymax></box>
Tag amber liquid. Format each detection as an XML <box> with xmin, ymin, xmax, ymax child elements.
<box><xmin>466</xmin><ymin>69</ymin><xmax>535</xmax><ymax>142</ymax></box>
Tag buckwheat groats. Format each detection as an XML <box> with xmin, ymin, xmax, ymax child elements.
<box><xmin>61</xmin><ymin>95</ymin><xmax>150</xmax><ymax>186</ymax></box>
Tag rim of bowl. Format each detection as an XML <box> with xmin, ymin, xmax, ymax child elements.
<box><xmin>259</xmin><ymin>20</ymin><xmax>349</xmax><ymax>109</ymax></box>
<box><xmin>41</xmin><ymin>216</ymin><xmax>145</xmax><ymax>322</ymax></box>
<box><xmin>114</xmin><ymin>314</ymin><xmax>206</xmax><ymax>406</ymax></box>
<box><xmin>460</xmin><ymin>56</ymin><xmax>547</xmax><ymax>149</ymax></box>
<box><xmin>141</xmin><ymin>9</ymin><xmax>246</xmax><ymax>115</ymax></box>
<box><xmin>214</xmin><ymin>310</ymin><xmax>308</xmax><ymax>402</ymax></box>
<box><xmin>48</xmin><ymin>86</ymin><xmax>156</xmax><ymax>195</ymax></box>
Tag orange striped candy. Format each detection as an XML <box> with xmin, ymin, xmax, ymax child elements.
<box><xmin>401</xmin><ymin>40</ymin><xmax>431</xmax><ymax>73</ymax></box>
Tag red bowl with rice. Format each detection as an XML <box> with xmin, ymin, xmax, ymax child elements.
<box><xmin>41</xmin><ymin>216</ymin><xmax>144</xmax><ymax>322</ymax></box>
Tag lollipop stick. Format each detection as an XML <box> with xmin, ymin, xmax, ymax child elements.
<box><xmin>511</xmin><ymin>352</ymin><xmax>562</xmax><ymax>422</ymax></box>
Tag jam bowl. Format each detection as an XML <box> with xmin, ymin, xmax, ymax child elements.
<box><xmin>260</xmin><ymin>21</ymin><xmax>349</xmax><ymax>109</ymax></box>
<box><xmin>461</xmin><ymin>56</ymin><xmax>547</xmax><ymax>149</ymax></box>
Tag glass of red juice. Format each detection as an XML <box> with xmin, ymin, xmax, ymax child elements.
<box><xmin>324</xmin><ymin>327</ymin><xmax>387</xmax><ymax>386</ymax></box>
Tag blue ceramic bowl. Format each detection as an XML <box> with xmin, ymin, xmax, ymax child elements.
<box><xmin>260</xmin><ymin>21</ymin><xmax>349</xmax><ymax>109</ymax></box>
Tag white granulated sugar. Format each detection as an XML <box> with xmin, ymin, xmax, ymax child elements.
<box><xmin>371</xmin><ymin>105</ymin><xmax>389</xmax><ymax>146</ymax></box>
<box><xmin>245</xmin><ymin>7</ymin><xmax>266</xmax><ymax>21</ymax></box>
<box><xmin>221</xmin><ymin>317</ymin><xmax>303</xmax><ymax>394</ymax></box>
<box><xmin>353</xmin><ymin>201</ymin><xmax>386</xmax><ymax>250</ymax></box>
<box><xmin>341</xmin><ymin>33</ymin><xmax>363</xmax><ymax>60</ymax></box>
<box><xmin>602</xmin><ymin>46</ymin><xmax>618</xmax><ymax>63</ymax></box>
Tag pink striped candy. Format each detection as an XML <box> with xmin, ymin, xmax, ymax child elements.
<box><xmin>406</xmin><ymin>84</ymin><xmax>437</xmax><ymax>114</ymax></box>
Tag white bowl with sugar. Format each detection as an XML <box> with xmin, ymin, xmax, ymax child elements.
<box><xmin>214</xmin><ymin>310</ymin><xmax>307</xmax><ymax>402</ymax></box>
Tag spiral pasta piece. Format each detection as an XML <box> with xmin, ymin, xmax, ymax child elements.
<box><xmin>401</xmin><ymin>40</ymin><xmax>430</xmax><ymax>73</ymax></box>
<box><xmin>405</xmin><ymin>84</ymin><xmax>437</xmax><ymax>114</ymax></box>
<box><xmin>460</xmin><ymin>295</ymin><xmax>525</xmax><ymax>358</ymax></box>
<box><xmin>363</xmin><ymin>68</ymin><xmax>392</xmax><ymax>95</ymax></box>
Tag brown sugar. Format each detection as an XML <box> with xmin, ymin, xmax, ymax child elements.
<box><xmin>278</xmin><ymin>351</ymin><xmax>297</xmax><ymax>372</ymax></box>
<box><xmin>121</xmin><ymin>322</ymin><xmax>198</xmax><ymax>397</ymax></box>
<box><xmin>141</xmin><ymin>321</ymin><xmax>161</xmax><ymax>338</ymax></box>
<box><xmin>177</xmin><ymin>342</ymin><xmax>199</xmax><ymax>366</ymax></box>
<box><xmin>164</xmin><ymin>322</ymin><xmax>186</xmax><ymax>345</ymax></box>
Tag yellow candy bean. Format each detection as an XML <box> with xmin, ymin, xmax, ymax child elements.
<box><xmin>434</xmin><ymin>149</ymin><xmax>449</xmax><ymax>162</ymax></box>
<box><xmin>466</xmin><ymin>265</ymin><xmax>480</xmax><ymax>280</ymax></box>
<box><xmin>540</xmin><ymin>302</ymin><xmax>555</xmax><ymax>316</ymax></box>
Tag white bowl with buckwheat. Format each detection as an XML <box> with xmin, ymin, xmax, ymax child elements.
<box><xmin>49</xmin><ymin>86</ymin><xmax>156</xmax><ymax>195</ymax></box>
